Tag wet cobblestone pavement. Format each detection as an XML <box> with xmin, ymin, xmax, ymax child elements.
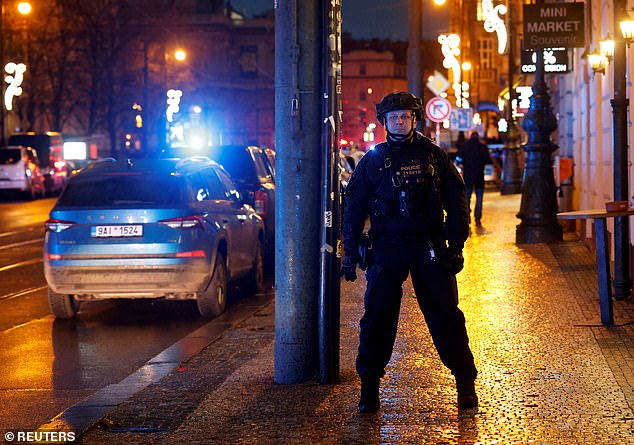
<box><xmin>80</xmin><ymin>193</ymin><xmax>634</xmax><ymax>444</ymax></box>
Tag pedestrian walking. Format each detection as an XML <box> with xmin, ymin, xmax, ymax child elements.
<box><xmin>340</xmin><ymin>91</ymin><xmax>478</xmax><ymax>414</ymax></box>
<box><xmin>457</xmin><ymin>131</ymin><xmax>491</xmax><ymax>226</ymax></box>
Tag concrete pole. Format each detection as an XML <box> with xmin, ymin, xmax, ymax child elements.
<box><xmin>318</xmin><ymin>0</ymin><xmax>342</xmax><ymax>384</ymax></box>
<box><xmin>408</xmin><ymin>0</ymin><xmax>423</xmax><ymax>101</ymax></box>
<box><xmin>142</xmin><ymin>40</ymin><xmax>149</xmax><ymax>157</ymax></box>
<box><xmin>0</xmin><ymin>1</ymin><xmax>5</xmax><ymax>145</ymax></box>
<box><xmin>611</xmin><ymin>0</ymin><xmax>632</xmax><ymax>299</ymax></box>
<box><xmin>274</xmin><ymin>0</ymin><xmax>321</xmax><ymax>383</ymax></box>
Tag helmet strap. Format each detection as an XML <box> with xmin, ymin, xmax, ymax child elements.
<box><xmin>386</xmin><ymin>122</ymin><xmax>416</xmax><ymax>148</ymax></box>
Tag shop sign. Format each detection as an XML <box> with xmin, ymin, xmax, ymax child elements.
<box><xmin>523</xmin><ymin>3</ymin><xmax>585</xmax><ymax>49</ymax></box>
<box><xmin>521</xmin><ymin>48</ymin><xmax>571</xmax><ymax>73</ymax></box>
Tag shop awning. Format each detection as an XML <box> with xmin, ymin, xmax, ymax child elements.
<box><xmin>476</xmin><ymin>101</ymin><xmax>500</xmax><ymax>112</ymax></box>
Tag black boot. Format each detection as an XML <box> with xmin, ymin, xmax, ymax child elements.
<box><xmin>456</xmin><ymin>378</ymin><xmax>478</xmax><ymax>409</ymax></box>
<box><xmin>358</xmin><ymin>378</ymin><xmax>380</xmax><ymax>413</ymax></box>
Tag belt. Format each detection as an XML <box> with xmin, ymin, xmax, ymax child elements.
<box><xmin>373</xmin><ymin>234</ymin><xmax>428</xmax><ymax>243</ymax></box>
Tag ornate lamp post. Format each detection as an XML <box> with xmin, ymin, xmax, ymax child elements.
<box><xmin>515</xmin><ymin>47</ymin><xmax>563</xmax><ymax>244</ymax></box>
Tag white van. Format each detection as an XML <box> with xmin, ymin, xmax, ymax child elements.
<box><xmin>8</xmin><ymin>132</ymin><xmax>66</xmax><ymax>196</ymax></box>
<box><xmin>0</xmin><ymin>146</ymin><xmax>46</xmax><ymax>199</ymax></box>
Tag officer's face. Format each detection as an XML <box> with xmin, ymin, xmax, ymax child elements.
<box><xmin>385</xmin><ymin>110</ymin><xmax>415</xmax><ymax>135</ymax></box>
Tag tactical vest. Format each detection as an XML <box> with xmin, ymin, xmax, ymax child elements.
<box><xmin>368</xmin><ymin>139</ymin><xmax>445</xmax><ymax>237</ymax></box>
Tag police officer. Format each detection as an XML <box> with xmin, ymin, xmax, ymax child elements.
<box><xmin>341</xmin><ymin>92</ymin><xmax>478</xmax><ymax>413</ymax></box>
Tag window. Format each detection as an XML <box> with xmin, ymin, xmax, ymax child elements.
<box><xmin>359</xmin><ymin>64</ymin><xmax>366</xmax><ymax>75</ymax></box>
<box><xmin>214</xmin><ymin>167</ymin><xmax>242</xmax><ymax>202</ymax></box>
<box><xmin>478</xmin><ymin>38</ymin><xmax>493</xmax><ymax>70</ymax></box>
<box><xmin>58</xmin><ymin>174</ymin><xmax>186</xmax><ymax>207</ymax></box>
<box><xmin>240</xmin><ymin>45</ymin><xmax>258</xmax><ymax>79</ymax></box>
<box><xmin>0</xmin><ymin>148</ymin><xmax>20</xmax><ymax>164</ymax></box>
<box><xmin>202</xmin><ymin>170</ymin><xmax>230</xmax><ymax>200</ymax></box>
<box><xmin>360</xmin><ymin>90</ymin><xmax>367</xmax><ymax>101</ymax></box>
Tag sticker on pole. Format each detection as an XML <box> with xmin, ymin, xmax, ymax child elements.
<box><xmin>425</xmin><ymin>97</ymin><xmax>451</xmax><ymax>123</ymax></box>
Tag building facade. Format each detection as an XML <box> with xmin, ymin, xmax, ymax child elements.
<box><xmin>341</xmin><ymin>47</ymin><xmax>407</xmax><ymax>150</ymax></box>
<box><xmin>452</xmin><ymin>0</ymin><xmax>634</xmax><ymax>277</ymax></box>
<box><xmin>341</xmin><ymin>38</ymin><xmax>445</xmax><ymax>150</ymax></box>
<box><xmin>123</xmin><ymin>2</ymin><xmax>276</xmax><ymax>157</ymax></box>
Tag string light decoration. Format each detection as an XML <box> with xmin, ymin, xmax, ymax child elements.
<box><xmin>482</xmin><ymin>0</ymin><xmax>508</xmax><ymax>54</ymax></box>
<box><xmin>438</xmin><ymin>33</ymin><xmax>462</xmax><ymax>107</ymax></box>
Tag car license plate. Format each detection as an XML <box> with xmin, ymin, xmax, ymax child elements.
<box><xmin>91</xmin><ymin>225</ymin><xmax>143</xmax><ymax>238</ymax></box>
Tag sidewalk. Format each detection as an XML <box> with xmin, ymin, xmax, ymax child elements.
<box><xmin>79</xmin><ymin>192</ymin><xmax>634</xmax><ymax>444</ymax></box>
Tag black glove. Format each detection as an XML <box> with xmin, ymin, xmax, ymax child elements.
<box><xmin>341</xmin><ymin>253</ymin><xmax>359</xmax><ymax>282</ymax></box>
<box><xmin>445</xmin><ymin>249</ymin><xmax>464</xmax><ymax>276</ymax></box>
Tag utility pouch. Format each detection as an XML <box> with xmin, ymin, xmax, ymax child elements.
<box><xmin>358</xmin><ymin>233</ymin><xmax>374</xmax><ymax>271</ymax></box>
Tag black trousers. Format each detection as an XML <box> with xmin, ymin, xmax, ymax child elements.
<box><xmin>356</xmin><ymin>238</ymin><xmax>477</xmax><ymax>382</ymax></box>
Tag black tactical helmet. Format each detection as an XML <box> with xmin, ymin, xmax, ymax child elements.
<box><xmin>375</xmin><ymin>91</ymin><xmax>423</xmax><ymax>125</ymax></box>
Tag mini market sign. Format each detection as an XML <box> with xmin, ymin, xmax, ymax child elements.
<box><xmin>523</xmin><ymin>3</ymin><xmax>585</xmax><ymax>49</ymax></box>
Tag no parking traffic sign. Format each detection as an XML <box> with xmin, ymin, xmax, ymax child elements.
<box><xmin>425</xmin><ymin>97</ymin><xmax>451</xmax><ymax>123</ymax></box>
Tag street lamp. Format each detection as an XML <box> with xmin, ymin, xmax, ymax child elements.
<box><xmin>139</xmin><ymin>42</ymin><xmax>187</xmax><ymax>156</ymax></box>
<box><xmin>15</xmin><ymin>1</ymin><xmax>31</xmax><ymax>131</ymax></box>
<box><xmin>0</xmin><ymin>1</ymin><xmax>33</xmax><ymax>143</ymax></box>
<box><xmin>163</xmin><ymin>47</ymin><xmax>187</xmax><ymax>152</ymax></box>
<box><xmin>610</xmin><ymin>0</ymin><xmax>632</xmax><ymax>298</ymax></box>
<box><xmin>174</xmin><ymin>48</ymin><xmax>186</xmax><ymax>62</ymax></box>
<box><xmin>16</xmin><ymin>2</ymin><xmax>31</xmax><ymax>15</ymax></box>
<box><xmin>500</xmin><ymin>1</ymin><xmax>522</xmax><ymax>195</ymax></box>
<box><xmin>619</xmin><ymin>17</ymin><xmax>634</xmax><ymax>45</ymax></box>
<box><xmin>408</xmin><ymin>0</ymin><xmax>446</xmax><ymax>124</ymax></box>
<box><xmin>587</xmin><ymin>51</ymin><xmax>608</xmax><ymax>75</ymax></box>
<box><xmin>600</xmin><ymin>35</ymin><xmax>615</xmax><ymax>61</ymax></box>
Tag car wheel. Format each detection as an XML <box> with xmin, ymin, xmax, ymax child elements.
<box><xmin>197</xmin><ymin>253</ymin><xmax>227</xmax><ymax>318</ymax></box>
<box><xmin>48</xmin><ymin>289</ymin><xmax>80</xmax><ymax>319</ymax></box>
<box><xmin>247</xmin><ymin>240</ymin><xmax>266</xmax><ymax>295</ymax></box>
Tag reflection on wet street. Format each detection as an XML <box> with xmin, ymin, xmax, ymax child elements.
<box><xmin>335</xmin><ymin>192</ymin><xmax>634</xmax><ymax>444</ymax></box>
<box><xmin>370</xmin><ymin>192</ymin><xmax>633</xmax><ymax>443</ymax></box>
<box><xmin>59</xmin><ymin>192</ymin><xmax>634</xmax><ymax>444</ymax></box>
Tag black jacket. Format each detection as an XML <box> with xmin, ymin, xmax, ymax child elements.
<box><xmin>343</xmin><ymin>135</ymin><xmax>469</xmax><ymax>254</ymax></box>
<box><xmin>457</xmin><ymin>136</ymin><xmax>491</xmax><ymax>188</ymax></box>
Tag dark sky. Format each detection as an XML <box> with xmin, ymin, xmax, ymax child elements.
<box><xmin>229</xmin><ymin>0</ymin><xmax>449</xmax><ymax>41</ymax></box>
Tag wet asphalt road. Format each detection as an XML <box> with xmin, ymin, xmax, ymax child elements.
<box><xmin>0</xmin><ymin>195</ymin><xmax>272</xmax><ymax>431</ymax></box>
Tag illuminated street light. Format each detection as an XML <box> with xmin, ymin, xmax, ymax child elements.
<box><xmin>17</xmin><ymin>2</ymin><xmax>32</xmax><ymax>15</ymax></box>
<box><xmin>619</xmin><ymin>17</ymin><xmax>634</xmax><ymax>46</ymax></box>
<box><xmin>587</xmin><ymin>52</ymin><xmax>608</xmax><ymax>75</ymax></box>
<box><xmin>174</xmin><ymin>48</ymin><xmax>186</xmax><ymax>62</ymax></box>
<box><xmin>600</xmin><ymin>35</ymin><xmax>615</xmax><ymax>61</ymax></box>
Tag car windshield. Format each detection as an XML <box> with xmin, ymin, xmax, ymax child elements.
<box><xmin>0</xmin><ymin>149</ymin><xmax>21</xmax><ymax>165</ymax></box>
<box><xmin>56</xmin><ymin>173</ymin><xmax>187</xmax><ymax>207</ymax></box>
